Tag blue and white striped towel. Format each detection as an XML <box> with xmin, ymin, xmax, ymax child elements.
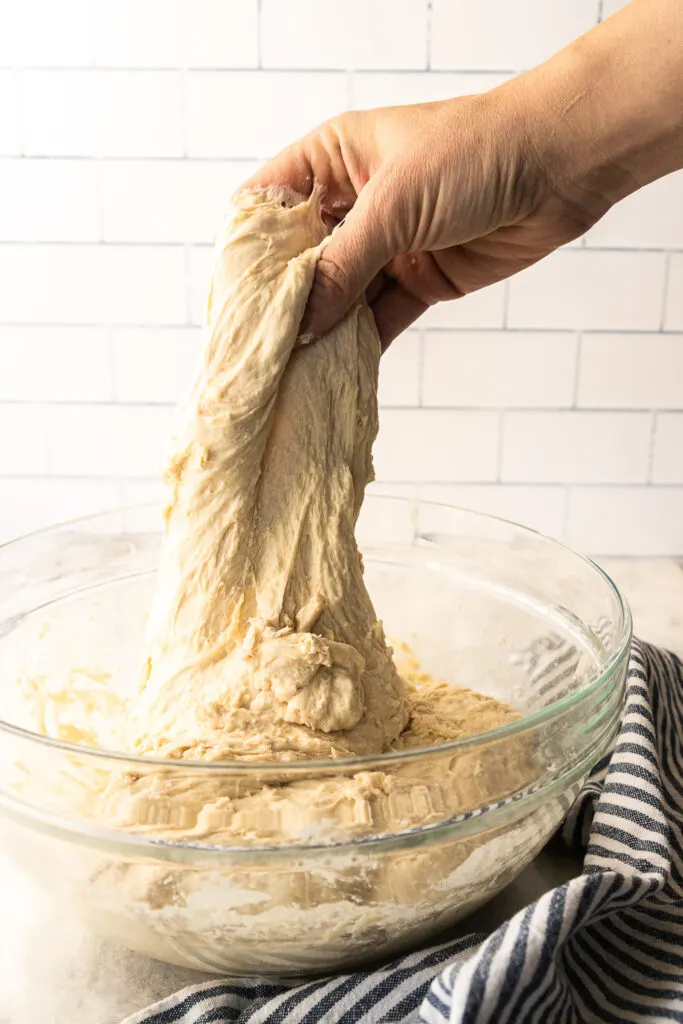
<box><xmin>124</xmin><ymin>640</ymin><xmax>683</xmax><ymax>1024</ymax></box>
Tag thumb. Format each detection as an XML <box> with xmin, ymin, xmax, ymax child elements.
<box><xmin>302</xmin><ymin>176</ymin><xmax>397</xmax><ymax>337</ymax></box>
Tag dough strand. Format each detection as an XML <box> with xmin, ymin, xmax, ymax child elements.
<box><xmin>125</xmin><ymin>188</ymin><xmax>409</xmax><ymax>762</ymax></box>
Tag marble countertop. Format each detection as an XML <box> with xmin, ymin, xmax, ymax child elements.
<box><xmin>597</xmin><ymin>558</ymin><xmax>683</xmax><ymax>657</ymax></box>
<box><xmin>2</xmin><ymin>559</ymin><xmax>682</xmax><ymax>1024</ymax></box>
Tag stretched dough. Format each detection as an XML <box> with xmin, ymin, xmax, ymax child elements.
<box><xmin>8</xmin><ymin>189</ymin><xmax>534</xmax><ymax>974</ymax></box>
<box><xmin>124</xmin><ymin>188</ymin><xmax>409</xmax><ymax>761</ymax></box>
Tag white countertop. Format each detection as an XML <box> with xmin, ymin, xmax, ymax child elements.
<box><xmin>2</xmin><ymin>559</ymin><xmax>682</xmax><ymax>1024</ymax></box>
<box><xmin>598</xmin><ymin>558</ymin><xmax>683</xmax><ymax>657</ymax></box>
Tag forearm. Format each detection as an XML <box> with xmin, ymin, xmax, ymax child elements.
<box><xmin>513</xmin><ymin>0</ymin><xmax>683</xmax><ymax>214</ymax></box>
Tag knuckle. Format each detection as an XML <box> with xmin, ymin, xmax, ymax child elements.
<box><xmin>315</xmin><ymin>256</ymin><xmax>352</xmax><ymax>304</ymax></box>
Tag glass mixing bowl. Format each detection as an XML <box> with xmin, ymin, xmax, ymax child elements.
<box><xmin>0</xmin><ymin>498</ymin><xmax>630</xmax><ymax>975</ymax></box>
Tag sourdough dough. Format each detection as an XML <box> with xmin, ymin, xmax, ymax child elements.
<box><xmin>6</xmin><ymin>189</ymin><xmax>545</xmax><ymax>971</ymax></box>
<box><xmin>12</xmin><ymin>187</ymin><xmax>525</xmax><ymax>838</ymax></box>
<box><xmin>124</xmin><ymin>188</ymin><xmax>410</xmax><ymax>762</ymax></box>
<box><xmin>103</xmin><ymin>185</ymin><xmax>524</xmax><ymax>843</ymax></box>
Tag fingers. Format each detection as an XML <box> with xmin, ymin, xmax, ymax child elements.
<box><xmin>239</xmin><ymin>124</ymin><xmax>412</xmax><ymax>342</ymax></box>
<box><xmin>302</xmin><ymin>178</ymin><xmax>397</xmax><ymax>337</ymax></box>
<box><xmin>239</xmin><ymin>143</ymin><xmax>316</xmax><ymax>199</ymax></box>
<box><xmin>239</xmin><ymin>121</ymin><xmax>359</xmax><ymax>219</ymax></box>
<box><xmin>368</xmin><ymin>250</ymin><xmax>462</xmax><ymax>348</ymax></box>
<box><xmin>370</xmin><ymin>281</ymin><xmax>428</xmax><ymax>350</ymax></box>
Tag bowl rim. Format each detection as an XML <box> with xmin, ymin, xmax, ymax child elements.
<box><xmin>0</xmin><ymin>498</ymin><xmax>633</xmax><ymax>773</ymax></box>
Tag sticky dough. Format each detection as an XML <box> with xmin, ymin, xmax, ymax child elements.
<box><xmin>14</xmin><ymin>187</ymin><xmax>523</xmax><ymax>810</ymax></box>
<box><xmin>9</xmin><ymin>191</ymin><xmax>541</xmax><ymax>971</ymax></box>
<box><xmin>118</xmin><ymin>187</ymin><xmax>521</xmax><ymax>774</ymax></box>
<box><xmin>126</xmin><ymin>187</ymin><xmax>409</xmax><ymax>762</ymax></box>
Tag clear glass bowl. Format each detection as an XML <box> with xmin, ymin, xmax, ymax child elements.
<box><xmin>0</xmin><ymin>498</ymin><xmax>630</xmax><ymax>975</ymax></box>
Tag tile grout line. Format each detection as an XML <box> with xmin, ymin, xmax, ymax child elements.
<box><xmin>7</xmin><ymin>64</ymin><xmax>520</xmax><ymax>74</ymax></box>
<box><xmin>0</xmin><ymin>397</ymin><xmax>680</xmax><ymax>414</ymax></box>
<box><xmin>94</xmin><ymin>156</ymin><xmax>105</xmax><ymax>241</ymax></box>
<box><xmin>561</xmin><ymin>485</ymin><xmax>571</xmax><ymax>541</ymax></box>
<box><xmin>179</xmin><ymin>42</ymin><xmax>194</xmax><ymax>330</ymax></box>
<box><xmin>0</xmin><ymin>236</ymin><xmax>680</xmax><ymax>256</ymax></box>
<box><xmin>647</xmin><ymin>411</ymin><xmax>658</xmax><ymax>484</ymax></box>
<box><xmin>16</xmin><ymin>68</ymin><xmax>25</xmax><ymax>157</ymax></box>
<box><xmin>572</xmin><ymin>331</ymin><xmax>582</xmax><ymax>408</ymax></box>
<box><xmin>105</xmin><ymin>328</ymin><xmax>117</xmax><ymax>403</ymax></box>
<box><xmin>496</xmin><ymin>410</ymin><xmax>505</xmax><ymax>483</ymax></box>
<box><xmin>3</xmin><ymin>321</ymin><xmax>683</xmax><ymax>337</ymax></box>
<box><xmin>2</xmin><ymin>471</ymin><xmax>683</xmax><ymax>491</ymax></box>
<box><xmin>184</xmin><ymin>245</ymin><xmax>194</xmax><ymax>326</ymax></box>
<box><xmin>39</xmin><ymin>401</ymin><xmax>52</xmax><ymax>476</ymax></box>
<box><xmin>256</xmin><ymin>0</ymin><xmax>263</xmax><ymax>69</ymax></box>
<box><xmin>0</xmin><ymin>155</ymin><xmax>267</xmax><ymax>163</ymax></box>
<box><xmin>660</xmin><ymin>251</ymin><xmax>672</xmax><ymax>331</ymax></box>
<box><xmin>1</xmin><ymin>239</ymin><xmax>680</xmax><ymax>252</ymax></box>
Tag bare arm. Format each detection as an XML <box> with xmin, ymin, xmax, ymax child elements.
<box><xmin>521</xmin><ymin>0</ymin><xmax>683</xmax><ymax>209</ymax></box>
<box><xmin>247</xmin><ymin>0</ymin><xmax>683</xmax><ymax>346</ymax></box>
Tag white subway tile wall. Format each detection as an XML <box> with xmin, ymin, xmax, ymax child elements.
<box><xmin>111</xmin><ymin>328</ymin><xmax>202</xmax><ymax>404</ymax></box>
<box><xmin>23</xmin><ymin>71</ymin><xmax>185</xmax><ymax>157</ymax></box>
<box><xmin>377</xmin><ymin>333</ymin><xmax>422</xmax><ymax>407</ymax></box>
<box><xmin>0</xmin><ymin>72</ymin><xmax>21</xmax><ymax>154</ymax></box>
<box><xmin>0</xmin><ymin>479</ymin><xmax>121</xmax><ymax>543</ymax></box>
<box><xmin>567</xmin><ymin>488</ymin><xmax>683</xmax><ymax>557</ymax></box>
<box><xmin>415</xmin><ymin>282</ymin><xmax>507</xmax><ymax>329</ymax></box>
<box><xmin>585</xmin><ymin>172</ymin><xmax>683</xmax><ymax>250</ymax></box>
<box><xmin>188</xmin><ymin>247</ymin><xmax>215</xmax><ymax>325</ymax></box>
<box><xmin>0</xmin><ymin>245</ymin><xmax>187</xmax><ymax>324</ymax></box>
<box><xmin>665</xmin><ymin>255</ymin><xmax>683</xmax><ymax>331</ymax></box>
<box><xmin>45</xmin><ymin>404</ymin><xmax>174</xmax><ymax>478</ymax></box>
<box><xmin>0</xmin><ymin>327</ymin><xmax>111</xmax><ymax>402</ymax></box>
<box><xmin>422</xmin><ymin>332</ymin><xmax>577</xmax><ymax>408</ymax></box>
<box><xmin>577</xmin><ymin>334</ymin><xmax>683</xmax><ymax>409</ymax></box>
<box><xmin>652</xmin><ymin>415</ymin><xmax>683</xmax><ymax>485</ymax></box>
<box><xmin>261</xmin><ymin>0</ymin><xmax>428</xmax><ymax>71</ymax></box>
<box><xmin>374</xmin><ymin>410</ymin><xmax>500</xmax><ymax>482</ymax></box>
<box><xmin>0</xmin><ymin>1</ymin><xmax>91</xmax><ymax>68</ymax></box>
<box><xmin>430</xmin><ymin>0</ymin><xmax>598</xmax><ymax>71</ymax></box>
<box><xmin>0</xmin><ymin>405</ymin><xmax>48</xmax><ymax>475</ymax></box>
<box><xmin>0</xmin><ymin>160</ymin><xmax>99</xmax><ymax>241</ymax></box>
<box><xmin>501</xmin><ymin>411</ymin><xmax>652</xmax><ymax>484</ymax></box>
<box><xmin>507</xmin><ymin>250</ymin><xmax>667</xmax><ymax>331</ymax></box>
<box><xmin>185</xmin><ymin>72</ymin><xmax>348</xmax><ymax>157</ymax></box>
<box><xmin>100</xmin><ymin>160</ymin><xmax>262</xmax><ymax>243</ymax></box>
<box><xmin>351</xmin><ymin>72</ymin><xmax>510</xmax><ymax>108</ymax></box>
<box><xmin>418</xmin><ymin>484</ymin><xmax>567</xmax><ymax>539</ymax></box>
<box><xmin>600</xmin><ymin>0</ymin><xmax>632</xmax><ymax>16</ymax></box>
<box><xmin>0</xmin><ymin>0</ymin><xmax>681</xmax><ymax>555</ymax></box>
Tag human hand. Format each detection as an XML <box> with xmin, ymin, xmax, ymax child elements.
<box><xmin>244</xmin><ymin>88</ymin><xmax>608</xmax><ymax>347</ymax></box>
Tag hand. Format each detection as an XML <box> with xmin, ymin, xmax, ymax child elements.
<box><xmin>244</xmin><ymin>88</ymin><xmax>608</xmax><ymax>347</ymax></box>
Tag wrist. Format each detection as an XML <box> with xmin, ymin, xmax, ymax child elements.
<box><xmin>509</xmin><ymin>0</ymin><xmax>683</xmax><ymax>215</ymax></box>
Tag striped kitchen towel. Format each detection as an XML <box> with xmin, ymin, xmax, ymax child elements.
<box><xmin>124</xmin><ymin>640</ymin><xmax>683</xmax><ymax>1024</ymax></box>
